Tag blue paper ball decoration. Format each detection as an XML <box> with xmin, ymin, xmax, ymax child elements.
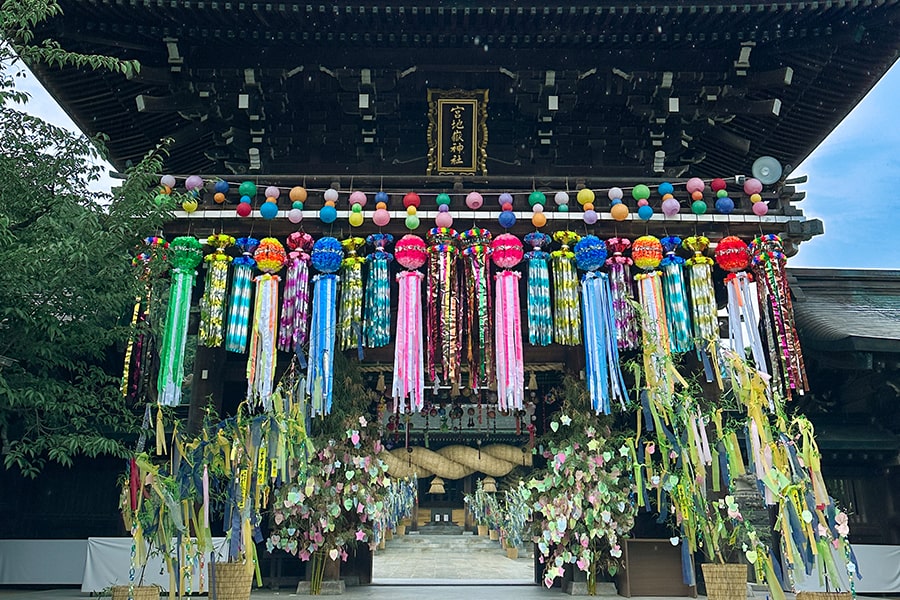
<box><xmin>658</xmin><ymin>182</ymin><xmax>674</xmax><ymax>196</ymax></box>
<box><xmin>715</xmin><ymin>197</ymin><xmax>735</xmax><ymax>214</ymax></box>
<box><xmin>311</xmin><ymin>237</ymin><xmax>344</xmax><ymax>273</ymax></box>
<box><xmin>574</xmin><ymin>235</ymin><xmax>608</xmax><ymax>271</ymax></box>
<box><xmin>320</xmin><ymin>204</ymin><xmax>337</xmax><ymax>224</ymax></box>
<box><xmin>498</xmin><ymin>210</ymin><xmax>516</xmax><ymax>228</ymax></box>
<box><xmin>260</xmin><ymin>201</ymin><xmax>279</xmax><ymax>220</ymax></box>
<box><xmin>240</xmin><ymin>195</ymin><xmax>252</xmax><ymax>204</ymax></box>
<box><xmin>375</xmin><ymin>191</ymin><xmax>390</xmax><ymax>206</ymax></box>
<box><xmin>214</xmin><ymin>180</ymin><xmax>229</xmax><ymax>194</ymax></box>
<box><xmin>638</xmin><ymin>205</ymin><xmax>654</xmax><ymax>221</ymax></box>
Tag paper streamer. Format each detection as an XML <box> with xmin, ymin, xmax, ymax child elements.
<box><xmin>247</xmin><ymin>238</ymin><xmax>287</xmax><ymax>410</ymax></box>
<box><xmin>278</xmin><ymin>232</ymin><xmax>314</xmax><ymax>353</ymax></box>
<box><xmin>393</xmin><ymin>270</ymin><xmax>425</xmax><ymax>412</ymax></box>
<box><xmin>307</xmin><ymin>237</ymin><xmax>343</xmax><ymax>415</ymax></box>
<box><xmin>157</xmin><ymin>236</ymin><xmax>203</xmax><ymax>407</ymax></box>
<box><xmin>426</xmin><ymin>227</ymin><xmax>460</xmax><ymax>389</ymax></box>
<box><xmin>226</xmin><ymin>237</ymin><xmax>259</xmax><ymax>354</ymax></box>
<box><xmin>199</xmin><ymin>234</ymin><xmax>234</xmax><ymax>348</ymax></box>
<box><xmin>551</xmin><ymin>231</ymin><xmax>581</xmax><ymax>346</ymax></box>
<box><xmin>523</xmin><ymin>232</ymin><xmax>552</xmax><ymax>346</ymax></box>
<box><xmin>364</xmin><ymin>234</ymin><xmax>394</xmax><ymax>348</ymax></box>
<box><xmin>492</xmin><ymin>233</ymin><xmax>525</xmax><ymax>411</ymax></box>
<box><xmin>605</xmin><ymin>237</ymin><xmax>640</xmax><ymax>351</ymax></box>
<box><xmin>460</xmin><ymin>228</ymin><xmax>494</xmax><ymax>390</ymax></box>
<box><xmin>682</xmin><ymin>236</ymin><xmax>718</xmax><ymax>342</ymax></box>
<box><xmin>338</xmin><ymin>237</ymin><xmax>365</xmax><ymax>351</ymax></box>
<box><xmin>660</xmin><ymin>236</ymin><xmax>693</xmax><ymax>353</ymax></box>
<box><xmin>122</xmin><ymin>236</ymin><xmax>167</xmax><ymax>401</ymax></box>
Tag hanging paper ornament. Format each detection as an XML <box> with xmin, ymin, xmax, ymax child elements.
<box><xmin>375</xmin><ymin>191</ymin><xmax>390</xmax><ymax>206</ymax></box>
<box><xmin>260</xmin><ymin>201</ymin><xmax>278</xmax><ymax>220</ymax></box>
<box><xmin>659</xmin><ymin>236</ymin><xmax>693</xmax><ymax>353</ymax></box>
<box><xmin>492</xmin><ymin>234</ymin><xmax>524</xmax><ymax>411</ymax></box>
<box><xmin>364</xmin><ymin>234</ymin><xmax>394</xmax><ymax>348</ymax></box>
<box><xmin>682</xmin><ymin>236</ymin><xmax>719</xmax><ymax>381</ymax></box>
<box><xmin>308</xmin><ymin>237</ymin><xmax>344</xmax><ymax>415</ymax></box>
<box><xmin>238</xmin><ymin>181</ymin><xmax>257</xmax><ymax>197</ymax></box>
<box><xmin>247</xmin><ymin>238</ymin><xmax>287</xmax><ymax>410</ymax></box>
<box><xmin>349</xmin><ymin>190</ymin><xmax>367</xmax><ymax>208</ymax></box>
<box><xmin>554</xmin><ymin>191</ymin><xmax>569</xmax><ymax>206</ymax></box>
<box><xmin>605</xmin><ymin>238</ymin><xmax>640</xmax><ymax>351</ymax></box>
<box><xmin>157</xmin><ymin>236</ymin><xmax>204</xmax><ymax>406</ymax></box>
<box><xmin>637</xmin><ymin>205</ymin><xmax>653</xmax><ymax>220</ymax></box>
<box><xmin>185</xmin><ymin>175</ymin><xmax>203</xmax><ymax>191</ymax></box>
<box><xmin>278</xmin><ymin>232</ymin><xmax>314</xmax><ymax>353</ymax></box>
<box><xmin>523</xmin><ymin>232</ymin><xmax>552</xmax><ymax>347</ymax></box>
<box><xmin>199</xmin><ymin>234</ymin><xmax>235</xmax><ymax>348</ymax></box>
<box><xmin>715</xmin><ymin>196</ymin><xmax>735</xmax><ymax>214</ymax></box>
<box><xmin>160</xmin><ymin>175</ymin><xmax>176</xmax><ymax>189</ymax></box>
<box><xmin>633</xmin><ymin>235</ymin><xmax>672</xmax><ymax>391</ymax></box>
<box><xmin>459</xmin><ymin>228</ymin><xmax>494</xmax><ymax>390</ymax></box>
<box><xmin>226</xmin><ymin>237</ymin><xmax>260</xmax><ymax>353</ymax></box>
<box><xmin>715</xmin><ymin>236</ymin><xmax>768</xmax><ymax>374</ymax></box>
<box><xmin>551</xmin><ymin>231</ymin><xmax>582</xmax><ymax>346</ymax></box>
<box><xmin>752</xmin><ymin>201</ymin><xmax>769</xmax><ymax>216</ymax></box>
<box><xmin>289</xmin><ymin>186</ymin><xmax>307</xmax><ymax>202</ymax></box>
<box><xmin>426</xmin><ymin>228</ymin><xmax>460</xmax><ymax>389</ymax></box>
<box><xmin>393</xmin><ymin>235</ymin><xmax>427</xmax><ymax>413</ymax></box>
<box><xmin>182</xmin><ymin>198</ymin><xmax>198</xmax><ymax>213</ymax></box>
<box><xmin>403</xmin><ymin>192</ymin><xmax>421</xmax><ymax>208</ymax></box>
<box><xmin>320</xmin><ymin>204</ymin><xmax>337</xmax><ymax>224</ymax></box>
<box><xmin>236</xmin><ymin>202</ymin><xmax>252</xmax><ymax>218</ymax></box>
<box><xmin>466</xmin><ymin>192</ymin><xmax>483</xmax><ymax>210</ymax></box>
<box><xmin>575</xmin><ymin>235</ymin><xmax>628</xmax><ymax>414</ymax></box>
<box><xmin>750</xmin><ymin>234</ymin><xmax>808</xmax><ymax>399</ymax></box>
<box><xmin>576</xmin><ymin>188</ymin><xmax>595</xmax><ymax>206</ymax></box>
<box><xmin>528</xmin><ymin>190</ymin><xmax>546</xmax><ymax>207</ymax></box>
<box><xmin>632</xmin><ymin>184</ymin><xmax>651</xmax><ymax>202</ymax></box>
<box><xmin>338</xmin><ymin>237</ymin><xmax>366</xmax><ymax>351</ymax></box>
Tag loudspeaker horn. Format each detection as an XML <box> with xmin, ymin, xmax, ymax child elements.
<box><xmin>751</xmin><ymin>156</ymin><xmax>783</xmax><ymax>185</ymax></box>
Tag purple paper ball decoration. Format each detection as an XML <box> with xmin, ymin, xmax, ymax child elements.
<box><xmin>185</xmin><ymin>175</ymin><xmax>204</xmax><ymax>191</ymax></box>
<box><xmin>498</xmin><ymin>192</ymin><xmax>513</xmax><ymax>207</ymax></box>
<box><xmin>160</xmin><ymin>175</ymin><xmax>176</xmax><ymax>189</ymax></box>
<box><xmin>288</xmin><ymin>208</ymin><xmax>303</xmax><ymax>223</ymax></box>
<box><xmin>662</xmin><ymin>198</ymin><xmax>680</xmax><ymax>216</ymax></box>
<box><xmin>265</xmin><ymin>186</ymin><xmax>281</xmax><ymax>199</ymax></box>
<box><xmin>583</xmin><ymin>209</ymin><xmax>598</xmax><ymax>225</ymax></box>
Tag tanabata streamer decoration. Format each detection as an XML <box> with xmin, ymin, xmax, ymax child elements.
<box><xmin>158</xmin><ymin>236</ymin><xmax>204</xmax><ymax>406</ymax></box>
<box><xmin>682</xmin><ymin>236</ymin><xmax>719</xmax><ymax>380</ymax></box>
<box><xmin>278</xmin><ymin>232</ymin><xmax>314</xmax><ymax>353</ymax></box>
<box><xmin>226</xmin><ymin>237</ymin><xmax>259</xmax><ymax>353</ymax></box>
<box><xmin>492</xmin><ymin>234</ymin><xmax>525</xmax><ymax>411</ymax></box>
<box><xmin>575</xmin><ymin>236</ymin><xmax>629</xmax><ymax>414</ymax></box>
<box><xmin>247</xmin><ymin>238</ymin><xmax>287</xmax><ymax>410</ymax></box>
<box><xmin>750</xmin><ymin>234</ymin><xmax>808</xmax><ymax>399</ymax></box>
<box><xmin>605</xmin><ymin>237</ymin><xmax>640</xmax><ymax>351</ymax></box>
<box><xmin>426</xmin><ymin>227</ymin><xmax>460</xmax><ymax>390</ymax></box>
<box><xmin>364</xmin><ymin>234</ymin><xmax>394</xmax><ymax>348</ymax></box>
<box><xmin>551</xmin><ymin>230</ymin><xmax>582</xmax><ymax>346</ymax></box>
<box><xmin>633</xmin><ymin>235</ymin><xmax>672</xmax><ymax>391</ymax></box>
<box><xmin>523</xmin><ymin>232</ymin><xmax>552</xmax><ymax>346</ymax></box>
<box><xmin>660</xmin><ymin>236</ymin><xmax>693</xmax><ymax>354</ymax></box>
<box><xmin>459</xmin><ymin>228</ymin><xmax>494</xmax><ymax>390</ymax></box>
<box><xmin>199</xmin><ymin>234</ymin><xmax>234</xmax><ymax>348</ymax></box>
<box><xmin>715</xmin><ymin>236</ymin><xmax>768</xmax><ymax>378</ymax></box>
<box><xmin>393</xmin><ymin>235</ymin><xmax>427</xmax><ymax>413</ymax></box>
<box><xmin>338</xmin><ymin>237</ymin><xmax>366</xmax><ymax>352</ymax></box>
<box><xmin>308</xmin><ymin>237</ymin><xmax>344</xmax><ymax>415</ymax></box>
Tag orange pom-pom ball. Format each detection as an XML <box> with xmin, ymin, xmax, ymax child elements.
<box><xmin>266</xmin><ymin>196</ymin><xmax>277</xmax><ymax>204</ymax></box>
<box><xmin>610</xmin><ymin>203</ymin><xmax>630</xmax><ymax>221</ymax></box>
<box><xmin>691</xmin><ymin>191</ymin><xmax>704</xmax><ymax>201</ymax></box>
<box><xmin>289</xmin><ymin>186</ymin><xmax>308</xmax><ymax>202</ymax></box>
<box><xmin>214</xmin><ymin>192</ymin><xmax>226</xmax><ymax>204</ymax></box>
<box><xmin>531</xmin><ymin>212</ymin><xmax>547</xmax><ymax>228</ymax></box>
<box><xmin>583</xmin><ymin>203</ymin><xmax>594</xmax><ymax>212</ymax></box>
<box><xmin>161</xmin><ymin>185</ymin><xmax>172</xmax><ymax>195</ymax></box>
<box><xmin>715</xmin><ymin>235</ymin><xmax>750</xmax><ymax>272</ymax></box>
<box><xmin>376</xmin><ymin>202</ymin><xmax>387</xmax><ymax>210</ymax></box>
<box><xmin>632</xmin><ymin>235</ymin><xmax>663</xmax><ymax>270</ymax></box>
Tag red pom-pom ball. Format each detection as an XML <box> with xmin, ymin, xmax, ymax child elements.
<box><xmin>491</xmin><ymin>233</ymin><xmax>524</xmax><ymax>269</ymax></box>
<box><xmin>403</xmin><ymin>192</ymin><xmax>421</xmax><ymax>208</ymax></box>
<box><xmin>395</xmin><ymin>235</ymin><xmax>427</xmax><ymax>270</ymax></box>
<box><xmin>715</xmin><ymin>235</ymin><xmax>750</xmax><ymax>272</ymax></box>
<box><xmin>632</xmin><ymin>235</ymin><xmax>663</xmax><ymax>270</ymax></box>
<box><xmin>236</xmin><ymin>202</ymin><xmax>252</xmax><ymax>217</ymax></box>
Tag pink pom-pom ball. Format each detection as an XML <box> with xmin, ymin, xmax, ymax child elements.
<box><xmin>743</xmin><ymin>178</ymin><xmax>763</xmax><ymax>195</ymax></box>
<box><xmin>686</xmin><ymin>177</ymin><xmax>705</xmax><ymax>194</ymax></box>
<box><xmin>662</xmin><ymin>198</ymin><xmax>680</xmax><ymax>216</ymax></box>
<box><xmin>373</xmin><ymin>208</ymin><xmax>391</xmax><ymax>226</ymax></box>
<box><xmin>349</xmin><ymin>190</ymin><xmax>367</xmax><ymax>207</ymax></box>
<box><xmin>752</xmin><ymin>201</ymin><xmax>769</xmax><ymax>216</ymax></box>
<box><xmin>607</xmin><ymin>187</ymin><xmax>624</xmax><ymax>201</ymax></box>
<box><xmin>395</xmin><ymin>235</ymin><xmax>427</xmax><ymax>270</ymax></box>
<box><xmin>465</xmin><ymin>192</ymin><xmax>483</xmax><ymax>209</ymax></box>
<box><xmin>491</xmin><ymin>233</ymin><xmax>524</xmax><ymax>269</ymax></box>
<box><xmin>288</xmin><ymin>208</ymin><xmax>303</xmax><ymax>223</ymax></box>
<box><xmin>583</xmin><ymin>209</ymin><xmax>599</xmax><ymax>225</ymax></box>
<box><xmin>435</xmin><ymin>212</ymin><xmax>453</xmax><ymax>228</ymax></box>
<box><xmin>265</xmin><ymin>186</ymin><xmax>281</xmax><ymax>199</ymax></box>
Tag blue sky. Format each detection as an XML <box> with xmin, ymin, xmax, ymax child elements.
<box><xmin>13</xmin><ymin>59</ymin><xmax>900</xmax><ymax>269</ymax></box>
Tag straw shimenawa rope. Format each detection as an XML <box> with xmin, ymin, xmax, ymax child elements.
<box><xmin>379</xmin><ymin>444</ymin><xmax>532</xmax><ymax>480</ymax></box>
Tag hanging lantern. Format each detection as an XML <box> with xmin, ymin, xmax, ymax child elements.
<box><xmin>482</xmin><ymin>477</ymin><xmax>497</xmax><ymax>493</ymax></box>
<box><xmin>225</xmin><ymin>237</ymin><xmax>260</xmax><ymax>354</ymax></box>
<box><xmin>393</xmin><ymin>235</ymin><xmax>427</xmax><ymax>413</ymax></box>
<box><xmin>198</xmin><ymin>234</ymin><xmax>235</xmax><ymax>348</ymax></box>
<box><xmin>659</xmin><ymin>236</ymin><xmax>693</xmax><ymax>354</ymax></box>
<box><xmin>278</xmin><ymin>232</ymin><xmax>314</xmax><ymax>353</ymax></box>
<box><xmin>247</xmin><ymin>238</ymin><xmax>287</xmax><ymax>410</ymax></box>
<box><xmin>426</xmin><ymin>227</ymin><xmax>460</xmax><ymax>390</ymax></box>
<box><xmin>364</xmin><ymin>234</ymin><xmax>394</xmax><ymax>348</ymax></box>
<box><xmin>715</xmin><ymin>236</ymin><xmax>768</xmax><ymax>376</ymax></box>
<box><xmin>307</xmin><ymin>237</ymin><xmax>344</xmax><ymax>415</ymax></box>
<box><xmin>523</xmin><ymin>232</ymin><xmax>553</xmax><ymax>347</ymax></box>
<box><xmin>605</xmin><ymin>238</ymin><xmax>640</xmax><ymax>351</ymax></box>
<box><xmin>338</xmin><ymin>237</ymin><xmax>366</xmax><ymax>352</ymax></box>
<box><xmin>492</xmin><ymin>233</ymin><xmax>525</xmax><ymax>411</ymax></box>
<box><xmin>551</xmin><ymin>231</ymin><xmax>582</xmax><ymax>346</ymax></box>
<box><xmin>460</xmin><ymin>228</ymin><xmax>494</xmax><ymax>391</ymax></box>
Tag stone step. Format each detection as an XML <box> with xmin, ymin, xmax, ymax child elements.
<box><xmin>382</xmin><ymin>534</ymin><xmax>532</xmax><ymax>556</ymax></box>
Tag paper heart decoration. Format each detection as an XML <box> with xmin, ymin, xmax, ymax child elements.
<box><xmin>346</xmin><ymin>470</ymin><xmax>355</xmax><ymax>480</ymax></box>
<box><xmin>329</xmin><ymin>549</ymin><xmax>339</xmax><ymax>561</ymax></box>
<box><xmin>550</xmin><ymin>421</ymin><xmax>559</xmax><ymax>432</ymax></box>
<box><xmin>351</xmin><ymin>431</ymin><xmax>361</xmax><ymax>445</ymax></box>
<box><xmin>274</xmin><ymin>512</ymin><xmax>284</xmax><ymax>524</ymax></box>
<box><xmin>669</xmin><ymin>536</ymin><xmax>680</xmax><ymax>546</ymax></box>
<box><xmin>745</xmin><ymin>550</ymin><xmax>758</xmax><ymax>563</ymax></box>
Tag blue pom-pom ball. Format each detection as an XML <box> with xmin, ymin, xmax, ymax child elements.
<box><xmin>638</xmin><ymin>205</ymin><xmax>654</xmax><ymax>221</ymax></box>
<box><xmin>319</xmin><ymin>205</ymin><xmax>337</xmax><ymax>224</ymax></box>
<box><xmin>311</xmin><ymin>237</ymin><xmax>344</xmax><ymax>273</ymax></box>
<box><xmin>214</xmin><ymin>180</ymin><xmax>229</xmax><ymax>194</ymax></box>
<box><xmin>260</xmin><ymin>202</ymin><xmax>278</xmax><ymax>220</ymax></box>
<box><xmin>715</xmin><ymin>197</ymin><xmax>735</xmax><ymax>214</ymax></box>
<box><xmin>574</xmin><ymin>235</ymin><xmax>608</xmax><ymax>271</ymax></box>
<box><xmin>498</xmin><ymin>210</ymin><xmax>516</xmax><ymax>228</ymax></box>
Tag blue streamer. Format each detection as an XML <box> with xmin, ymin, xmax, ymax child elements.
<box><xmin>680</xmin><ymin>529</ymin><xmax>696</xmax><ymax>586</ymax></box>
<box><xmin>580</xmin><ymin>272</ymin><xmax>629</xmax><ymax>414</ymax></box>
<box><xmin>307</xmin><ymin>274</ymin><xmax>338</xmax><ymax>415</ymax></box>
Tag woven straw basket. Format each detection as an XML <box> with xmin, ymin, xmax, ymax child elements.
<box><xmin>211</xmin><ymin>562</ymin><xmax>253</xmax><ymax>600</ymax></box>
<box><xmin>111</xmin><ymin>586</ymin><xmax>159</xmax><ymax>600</ymax></box>
<box><xmin>701</xmin><ymin>563</ymin><xmax>748</xmax><ymax>600</ymax></box>
<box><xmin>797</xmin><ymin>592</ymin><xmax>853</xmax><ymax>600</ymax></box>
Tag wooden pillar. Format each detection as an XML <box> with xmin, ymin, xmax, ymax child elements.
<box><xmin>186</xmin><ymin>345</ymin><xmax>225</xmax><ymax>435</ymax></box>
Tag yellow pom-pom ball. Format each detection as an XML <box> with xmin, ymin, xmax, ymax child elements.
<box><xmin>577</xmin><ymin>188</ymin><xmax>595</xmax><ymax>206</ymax></box>
<box><xmin>610</xmin><ymin>203</ymin><xmax>630</xmax><ymax>221</ymax></box>
<box><xmin>289</xmin><ymin>186</ymin><xmax>308</xmax><ymax>202</ymax></box>
<box><xmin>214</xmin><ymin>192</ymin><xmax>226</xmax><ymax>204</ymax></box>
<box><xmin>182</xmin><ymin>198</ymin><xmax>198</xmax><ymax>213</ymax></box>
<box><xmin>750</xmin><ymin>193</ymin><xmax>762</xmax><ymax>203</ymax></box>
<box><xmin>531</xmin><ymin>212</ymin><xmax>547</xmax><ymax>228</ymax></box>
<box><xmin>583</xmin><ymin>203</ymin><xmax>594</xmax><ymax>212</ymax></box>
<box><xmin>406</xmin><ymin>205</ymin><xmax>417</xmax><ymax>216</ymax></box>
<box><xmin>348</xmin><ymin>211</ymin><xmax>364</xmax><ymax>227</ymax></box>
<box><xmin>376</xmin><ymin>201</ymin><xmax>387</xmax><ymax>210</ymax></box>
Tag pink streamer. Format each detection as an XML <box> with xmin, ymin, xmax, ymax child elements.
<box><xmin>494</xmin><ymin>270</ymin><xmax>524</xmax><ymax>411</ymax></box>
<box><xmin>393</xmin><ymin>270</ymin><xmax>425</xmax><ymax>412</ymax></box>
<box><xmin>202</xmin><ymin>465</ymin><xmax>209</xmax><ymax>529</ymax></box>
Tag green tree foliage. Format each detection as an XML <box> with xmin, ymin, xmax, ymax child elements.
<box><xmin>0</xmin><ymin>2</ymin><xmax>167</xmax><ymax>476</ymax></box>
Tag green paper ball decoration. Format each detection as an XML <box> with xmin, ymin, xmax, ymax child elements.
<box><xmin>691</xmin><ymin>200</ymin><xmax>708</xmax><ymax>215</ymax></box>
<box><xmin>292</xmin><ymin>201</ymin><xmax>304</xmax><ymax>210</ymax></box>
<box><xmin>558</xmin><ymin>204</ymin><xmax>569</xmax><ymax>213</ymax></box>
<box><xmin>351</xmin><ymin>204</ymin><xmax>362</xmax><ymax>213</ymax></box>
<box><xmin>238</xmin><ymin>181</ymin><xmax>257</xmax><ymax>197</ymax></box>
<box><xmin>405</xmin><ymin>215</ymin><xmax>420</xmax><ymax>230</ymax></box>
<box><xmin>436</xmin><ymin>193</ymin><xmax>452</xmax><ymax>206</ymax></box>
<box><xmin>528</xmin><ymin>190</ymin><xmax>547</xmax><ymax>206</ymax></box>
<box><xmin>632</xmin><ymin>184</ymin><xmax>651</xmax><ymax>201</ymax></box>
<box><xmin>716</xmin><ymin>189</ymin><xmax>728</xmax><ymax>199</ymax></box>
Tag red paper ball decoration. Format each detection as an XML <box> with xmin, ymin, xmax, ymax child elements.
<box><xmin>491</xmin><ymin>233</ymin><xmax>524</xmax><ymax>269</ymax></box>
<box><xmin>236</xmin><ymin>202</ymin><xmax>252</xmax><ymax>217</ymax></box>
<box><xmin>632</xmin><ymin>235</ymin><xmax>663</xmax><ymax>271</ymax></box>
<box><xmin>395</xmin><ymin>234</ymin><xmax>427</xmax><ymax>270</ymax></box>
<box><xmin>403</xmin><ymin>192</ymin><xmax>421</xmax><ymax>208</ymax></box>
<box><xmin>715</xmin><ymin>236</ymin><xmax>750</xmax><ymax>272</ymax></box>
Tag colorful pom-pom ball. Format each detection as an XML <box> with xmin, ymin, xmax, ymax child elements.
<box><xmin>403</xmin><ymin>192</ymin><xmax>421</xmax><ymax>208</ymax></box>
<box><xmin>406</xmin><ymin>205</ymin><xmax>417</xmax><ymax>216</ymax></box>
<box><xmin>265</xmin><ymin>186</ymin><xmax>280</xmax><ymax>199</ymax></box>
<box><xmin>691</xmin><ymin>200</ymin><xmax>708</xmax><ymax>215</ymax></box>
<box><xmin>576</xmin><ymin>188</ymin><xmax>595</xmax><ymax>206</ymax></box>
<box><xmin>311</xmin><ymin>236</ymin><xmax>344</xmax><ymax>273</ymax></box>
<box><xmin>255</xmin><ymin>237</ymin><xmax>288</xmax><ymax>274</ymax></box>
<box><xmin>260</xmin><ymin>201</ymin><xmax>278</xmax><ymax>219</ymax></box>
<box><xmin>638</xmin><ymin>205</ymin><xmax>654</xmax><ymax>220</ymax></box>
<box><xmin>323</xmin><ymin>188</ymin><xmax>339</xmax><ymax>203</ymax></box>
<box><xmin>214</xmin><ymin>180</ymin><xmax>229</xmax><ymax>194</ymax></box>
<box><xmin>632</xmin><ymin>184</ymin><xmax>651</xmax><ymax>201</ymax></box>
<box><xmin>554</xmin><ymin>191</ymin><xmax>569</xmax><ymax>206</ymax></box>
<box><xmin>608</xmin><ymin>187</ymin><xmax>624</xmax><ymax>201</ymax></box>
<box><xmin>752</xmin><ymin>201</ymin><xmax>769</xmax><ymax>216</ymax></box>
<box><xmin>686</xmin><ymin>177</ymin><xmax>705</xmax><ymax>194</ymax></box>
<box><xmin>348</xmin><ymin>211</ymin><xmax>364</xmax><ymax>227</ymax></box>
<box><xmin>373</xmin><ymin>208</ymin><xmax>391</xmax><ymax>227</ymax></box>
<box><xmin>289</xmin><ymin>186</ymin><xmax>307</xmax><ymax>202</ymax></box>
<box><xmin>662</xmin><ymin>198</ymin><xmax>680</xmax><ymax>216</ymax></box>
<box><xmin>583</xmin><ymin>209</ymin><xmax>598</xmax><ymax>225</ymax></box>
<box><xmin>749</xmin><ymin>193</ymin><xmax>762</xmax><ymax>204</ymax></box>
<box><xmin>236</xmin><ymin>202</ymin><xmax>252</xmax><ymax>217</ymax></box>
<box><xmin>610</xmin><ymin>203</ymin><xmax>630</xmax><ymax>221</ymax></box>
<box><xmin>498</xmin><ymin>192</ymin><xmax>513</xmax><ymax>206</ymax></box>
<box><xmin>405</xmin><ymin>214</ymin><xmax>420</xmax><ymax>230</ymax></box>
<box><xmin>214</xmin><ymin>192</ymin><xmax>226</xmax><ymax>204</ymax></box>
<box><xmin>574</xmin><ymin>235</ymin><xmax>607</xmax><ymax>271</ymax></box>
<box><xmin>558</xmin><ymin>204</ymin><xmax>569</xmax><ymax>213</ymax></box>
<box><xmin>715</xmin><ymin>197</ymin><xmax>735</xmax><ymax>214</ymax></box>
<box><xmin>349</xmin><ymin>190</ymin><xmax>367</xmax><ymax>207</ymax></box>
<box><xmin>528</xmin><ymin>190</ymin><xmax>547</xmax><ymax>207</ymax></box>
<box><xmin>465</xmin><ymin>191</ymin><xmax>483</xmax><ymax>210</ymax></box>
<box><xmin>288</xmin><ymin>208</ymin><xmax>303</xmax><ymax>224</ymax></box>
<box><xmin>182</xmin><ymin>198</ymin><xmax>198</xmax><ymax>213</ymax></box>
<box><xmin>238</xmin><ymin>181</ymin><xmax>257</xmax><ymax>197</ymax></box>
<box><xmin>491</xmin><ymin>233</ymin><xmax>524</xmax><ymax>269</ymax></box>
<box><xmin>743</xmin><ymin>178</ymin><xmax>763</xmax><ymax>195</ymax></box>
<box><xmin>319</xmin><ymin>204</ymin><xmax>337</xmax><ymax>224</ymax></box>
<box><xmin>498</xmin><ymin>210</ymin><xmax>516</xmax><ymax>228</ymax></box>
<box><xmin>375</xmin><ymin>191</ymin><xmax>390</xmax><ymax>205</ymax></box>
<box><xmin>185</xmin><ymin>175</ymin><xmax>204</xmax><ymax>191</ymax></box>
<box><xmin>532</xmin><ymin>212</ymin><xmax>547</xmax><ymax>228</ymax></box>
<box><xmin>436</xmin><ymin>192</ymin><xmax>452</xmax><ymax>206</ymax></box>
<box><xmin>395</xmin><ymin>234</ymin><xmax>427</xmax><ymax>269</ymax></box>
<box><xmin>633</xmin><ymin>235</ymin><xmax>664</xmax><ymax>270</ymax></box>
<box><xmin>160</xmin><ymin>175</ymin><xmax>176</xmax><ymax>189</ymax></box>
<box><xmin>532</xmin><ymin>203</ymin><xmax>544</xmax><ymax>213</ymax></box>
<box><xmin>435</xmin><ymin>212</ymin><xmax>453</xmax><ymax>228</ymax></box>
<box><xmin>711</xmin><ymin>178</ymin><xmax>727</xmax><ymax>192</ymax></box>
<box><xmin>658</xmin><ymin>182</ymin><xmax>675</xmax><ymax>196</ymax></box>
<box><xmin>715</xmin><ymin>236</ymin><xmax>750</xmax><ymax>272</ymax></box>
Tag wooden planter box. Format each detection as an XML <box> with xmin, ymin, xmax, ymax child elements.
<box><xmin>617</xmin><ymin>539</ymin><xmax>697</xmax><ymax>598</ymax></box>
